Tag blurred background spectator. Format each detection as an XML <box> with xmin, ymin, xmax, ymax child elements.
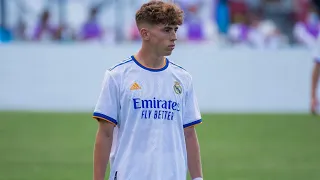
<box><xmin>293</xmin><ymin>2</ymin><xmax>319</xmax><ymax>48</ymax></box>
<box><xmin>31</xmin><ymin>9</ymin><xmax>58</xmax><ymax>41</ymax></box>
<box><xmin>0</xmin><ymin>0</ymin><xmax>318</xmax><ymax>49</ymax></box>
<box><xmin>78</xmin><ymin>6</ymin><xmax>103</xmax><ymax>41</ymax></box>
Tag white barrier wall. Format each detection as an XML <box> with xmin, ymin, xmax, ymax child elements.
<box><xmin>0</xmin><ymin>44</ymin><xmax>314</xmax><ymax>113</ymax></box>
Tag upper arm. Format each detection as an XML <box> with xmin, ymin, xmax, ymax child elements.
<box><xmin>97</xmin><ymin>119</ymin><xmax>115</xmax><ymax>137</ymax></box>
<box><xmin>312</xmin><ymin>62</ymin><xmax>320</xmax><ymax>77</ymax></box>
<box><xmin>314</xmin><ymin>62</ymin><xmax>320</xmax><ymax>69</ymax></box>
<box><xmin>184</xmin><ymin>126</ymin><xmax>196</xmax><ymax>139</ymax></box>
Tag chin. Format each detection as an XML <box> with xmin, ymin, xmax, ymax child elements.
<box><xmin>164</xmin><ymin>51</ymin><xmax>173</xmax><ymax>56</ymax></box>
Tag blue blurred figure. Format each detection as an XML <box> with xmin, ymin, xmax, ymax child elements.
<box><xmin>0</xmin><ymin>26</ymin><xmax>13</xmax><ymax>43</ymax></box>
<box><xmin>216</xmin><ymin>0</ymin><xmax>230</xmax><ymax>34</ymax></box>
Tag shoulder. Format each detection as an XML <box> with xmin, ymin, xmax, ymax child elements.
<box><xmin>102</xmin><ymin>56</ymin><xmax>134</xmax><ymax>82</ymax></box>
<box><xmin>169</xmin><ymin>60</ymin><xmax>191</xmax><ymax>75</ymax></box>
<box><xmin>168</xmin><ymin>59</ymin><xmax>193</xmax><ymax>86</ymax></box>
<box><xmin>109</xmin><ymin>56</ymin><xmax>134</xmax><ymax>72</ymax></box>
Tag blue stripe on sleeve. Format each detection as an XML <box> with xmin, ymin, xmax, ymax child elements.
<box><xmin>183</xmin><ymin>119</ymin><xmax>202</xmax><ymax>128</ymax></box>
<box><xmin>169</xmin><ymin>61</ymin><xmax>187</xmax><ymax>71</ymax></box>
<box><xmin>109</xmin><ymin>59</ymin><xmax>133</xmax><ymax>71</ymax></box>
<box><xmin>93</xmin><ymin>112</ymin><xmax>118</xmax><ymax>125</ymax></box>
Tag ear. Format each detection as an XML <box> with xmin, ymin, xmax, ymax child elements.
<box><xmin>140</xmin><ymin>28</ymin><xmax>150</xmax><ymax>41</ymax></box>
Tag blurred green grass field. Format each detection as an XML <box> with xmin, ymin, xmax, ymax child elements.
<box><xmin>1</xmin><ymin>112</ymin><xmax>320</xmax><ymax>180</ymax></box>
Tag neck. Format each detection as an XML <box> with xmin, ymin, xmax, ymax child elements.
<box><xmin>135</xmin><ymin>43</ymin><xmax>165</xmax><ymax>69</ymax></box>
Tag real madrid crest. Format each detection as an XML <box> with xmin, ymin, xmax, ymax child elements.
<box><xmin>173</xmin><ymin>81</ymin><xmax>182</xmax><ymax>94</ymax></box>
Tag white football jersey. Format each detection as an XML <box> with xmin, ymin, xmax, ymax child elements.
<box><xmin>93</xmin><ymin>55</ymin><xmax>202</xmax><ymax>180</ymax></box>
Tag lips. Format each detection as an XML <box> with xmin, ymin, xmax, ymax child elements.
<box><xmin>168</xmin><ymin>45</ymin><xmax>175</xmax><ymax>49</ymax></box>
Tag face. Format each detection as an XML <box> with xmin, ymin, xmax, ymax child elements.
<box><xmin>142</xmin><ymin>24</ymin><xmax>178</xmax><ymax>56</ymax></box>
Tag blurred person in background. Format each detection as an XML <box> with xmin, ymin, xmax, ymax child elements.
<box><xmin>228</xmin><ymin>10</ymin><xmax>287</xmax><ymax>49</ymax></box>
<box><xmin>13</xmin><ymin>17</ymin><xmax>28</xmax><ymax>41</ymax></box>
<box><xmin>293</xmin><ymin>4</ymin><xmax>319</xmax><ymax>48</ymax></box>
<box><xmin>258</xmin><ymin>18</ymin><xmax>288</xmax><ymax>49</ymax></box>
<box><xmin>294</xmin><ymin>0</ymin><xmax>312</xmax><ymax>22</ymax></box>
<box><xmin>78</xmin><ymin>7</ymin><xmax>104</xmax><ymax>41</ymax></box>
<box><xmin>177</xmin><ymin>0</ymin><xmax>205</xmax><ymax>41</ymax></box>
<box><xmin>216</xmin><ymin>0</ymin><xmax>230</xmax><ymax>34</ymax></box>
<box><xmin>0</xmin><ymin>16</ymin><xmax>13</xmax><ymax>43</ymax></box>
<box><xmin>55</xmin><ymin>23</ymin><xmax>76</xmax><ymax>42</ymax></box>
<box><xmin>229</xmin><ymin>0</ymin><xmax>248</xmax><ymax>24</ymax></box>
<box><xmin>31</xmin><ymin>9</ymin><xmax>58</xmax><ymax>41</ymax></box>
<box><xmin>227</xmin><ymin>12</ymin><xmax>251</xmax><ymax>46</ymax></box>
<box><xmin>256</xmin><ymin>10</ymin><xmax>288</xmax><ymax>49</ymax></box>
<box><xmin>0</xmin><ymin>0</ymin><xmax>13</xmax><ymax>43</ymax></box>
<box><xmin>176</xmin><ymin>0</ymin><xmax>219</xmax><ymax>43</ymax></box>
<box><xmin>0</xmin><ymin>25</ymin><xmax>13</xmax><ymax>43</ymax></box>
<box><xmin>227</xmin><ymin>11</ymin><xmax>265</xmax><ymax>48</ymax></box>
<box><xmin>293</xmin><ymin>0</ymin><xmax>320</xmax><ymax>47</ymax></box>
<box><xmin>310</xmin><ymin>0</ymin><xmax>320</xmax><ymax>114</ymax></box>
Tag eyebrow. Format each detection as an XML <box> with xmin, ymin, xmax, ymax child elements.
<box><xmin>163</xmin><ymin>26</ymin><xmax>179</xmax><ymax>30</ymax></box>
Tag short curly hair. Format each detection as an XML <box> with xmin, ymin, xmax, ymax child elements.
<box><xmin>135</xmin><ymin>1</ymin><xmax>184</xmax><ymax>27</ymax></box>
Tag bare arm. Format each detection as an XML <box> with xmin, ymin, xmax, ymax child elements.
<box><xmin>311</xmin><ymin>62</ymin><xmax>320</xmax><ymax>114</ymax></box>
<box><xmin>93</xmin><ymin>120</ymin><xmax>115</xmax><ymax>180</ymax></box>
<box><xmin>185</xmin><ymin>126</ymin><xmax>203</xmax><ymax>179</ymax></box>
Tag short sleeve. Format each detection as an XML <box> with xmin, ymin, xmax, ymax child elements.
<box><xmin>92</xmin><ymin>70</ymin><xmax>119</xmax><ymax>126</ymax></box>
<box><xmin>183</xmin><ymin>79</ymin><xmax>202</xmax><ymax>128</ymax></box>
<box><xmin>314</xmin><ymin>35</ymin><xmax>320</xmax><ymax>63</ymax></box>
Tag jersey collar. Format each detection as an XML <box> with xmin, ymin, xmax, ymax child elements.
<box><xmin>131</xmin><ymin>55</ymin><xmax>169</xmax><ymax>72</ymax></box>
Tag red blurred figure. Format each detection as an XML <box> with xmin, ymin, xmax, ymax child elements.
<box><xmin>294</xmin><ymin>0</ymin><xmax>311</xmax><ymax>22</ymax></box>
<box><xmin>229</xmin><ymin>0</ymin><xmax>248</xmax><ymax>23</ymax></box>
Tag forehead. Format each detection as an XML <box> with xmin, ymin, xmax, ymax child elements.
<box><xmin>154</xmin><ymin>24</ymin><xmax>179</xmax><ymax>29</ymax></box>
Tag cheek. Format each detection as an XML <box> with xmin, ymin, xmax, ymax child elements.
<box><xmin>150</xmin><ymin>33</ymin><xmax>168</xmax><ymax>45</ymax></box>
<box><xmin>150</xmin><ymin>36</ymin><xmax>161</xmax><ymax>44</ymax></box>
<box><xmin>153</xmin><ymin>33</ymin><xmax>167</xmax><ymax>41</ymax></box>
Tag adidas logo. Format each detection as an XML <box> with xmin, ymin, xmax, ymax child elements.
<box><xmin>130</xmin><ymin>82</ymin><xmax>141</xmax><ymax>90</ymax></box>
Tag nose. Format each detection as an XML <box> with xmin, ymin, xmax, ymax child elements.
<box><xmin>171</xmin><ymin>31</ymin><xmax>177</xmax><ymax>41</ymax></box>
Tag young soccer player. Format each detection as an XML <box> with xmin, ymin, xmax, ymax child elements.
<box><xmin>310</xmin><ymin>0</ymin><xmax>320</xmax><ymax>114</ymax></box>
<box><xmin>92</xmin><ymin>1</ymin><xmax>203</xmax><ymax>180</ymax></box>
